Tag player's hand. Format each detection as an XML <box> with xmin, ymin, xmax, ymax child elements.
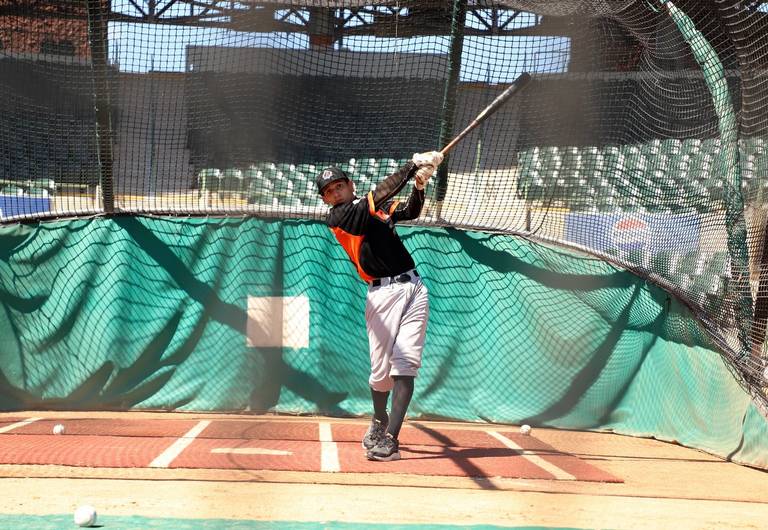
<box><xmin>412</xmin><ymin>151</ymin><xmax>444</xmax><ymax>168</ymax></box>
<box><xmin>414</xmin><ymin>165</ymin><xmax>434</xmax><ymax>190</ymax></box>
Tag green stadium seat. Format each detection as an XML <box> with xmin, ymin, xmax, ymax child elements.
<box><xmin>219</xmin><ymin>169</ymin><xmax>244</xmax><ymax>196</ymax></box>
<box><xmin>703</xmin><ymin>251</ymin><xmax>729</xmax><ymax>278</ymax></box>
<box><xmin>280</xmin><ymin>195</ymin><xmax>301</xmax><ymax>208</ymax></box>
<box><xmin>273</xmin><ymin>176</ymin><xmax>294</xmax><ymax>198</ymax></box>
<box><xmin>379</xmin><ymin>158</ymin><xmax>399</xmax><ymax>172</ymax></box>
<box><xmin>582</xmin><ymin>149</ymin><xmax>606</xmax><ymax>178</ymax></box>
<box><xmin>197</xmin><ymin>168</ymin><xmax>221</xmax><ymax>192</ymax></box>
<box><xmin>683</xmin><ymin>138</ymin><xmax>702</xmax><ymax>157</ymax></box>
<box><xmin>32</xmin><ymin>178</ymin><xmax>55</xmax><ymax>193</ymax></box>
<box><xmin>704</xmin><ymin>177</ymin><xmax>724</xmax><ymax>201</ymax></box>
<box><xmin>1</xmin><ymin>186</ymin><xmax>24</xmax><ymax>196</ymax></box>
<box><xmin>26</xmin><ymin>187</ymin><xmax>49</xmax><ymax>198</ymax></box>
<box><xmin>661</xmin><ymin>139</ymin><xmax>683</xmax><ymax>156</ymax></box>
<box><xmin>540</xmin><ymin>146</ymin><xmax>561</xmax><ymax>172</ymax></box>
<box><xmin>651</xmin><ymin>250</ymin><xmax>675</xmax><ymax>278</ymax></box>
<box><xmin>754</xmin><ymin>153</ymin><xmax>768</xmax><ymax>179</ymax></box>
<box><xmin>561</xmin><ymin>146</ymin><xmax>581</xmax><ymax>178</ymax></box>
<box><xmin>517</xmin><ymin>148</ymin><xmax>540</xmax><ymax>175</ymax></box>
<box><xmin>606</xmin><ymin>152</ymin><xmax>626</xmax><ymax>175</ymax></box>
<box><xmin>627</xmin><ymin>247</ymin><xmax>648</xmax><ymax>269</ymax></box>
<box><xmin>296</xmin><ymin>163</ymin><xmax>317</xmax><ymax>175</ymax></box>
<box><xmin>641</xmin><ymin>139</ymin><xmax>662</xmax><ymax>157</ymax></box>
<box><xmin>676</xmin><ymin>250</ymin><xmax>701</xmax><ymax>276</ymax></box>
<box><xmin>519</xmin><ymin>176</ymin><xmax>546</xmax><ymax>201</ymax></box>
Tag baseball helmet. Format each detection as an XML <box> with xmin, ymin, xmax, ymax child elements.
<box><xmin>315</xmin><ymin>166</ymin><xmax>349</xmax><ymax>194</ymax></box>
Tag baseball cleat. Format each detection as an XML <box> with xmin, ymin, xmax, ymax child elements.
<box><xmin>366</xmin><ymin>433</ymin><xmax>400</xmax><ymax>461</ymax></box>
<box><xmin>362</xmin><ymin>418</ymin><xmax>388</xmax><ymax>450</ymax></box>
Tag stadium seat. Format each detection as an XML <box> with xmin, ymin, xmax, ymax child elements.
<box><xmin>540</xmin><ymin>146</ymin><xmax>561</xmax><ymax>172</ymax></box>
<box><xmin>703</xmin><ymin>251</ymin><xmax>729</xmax><ymax>278</ymax></box>
<box><xmin>683</xmin><ymin>138</ymin><xmax>702</xmax><ymax>157</ymax></box>
<box><xmin>561</xmin><ymin>147</ymin><xmax>581</xmax><ymax>178</ymax></box>
<box><xmin>219</xmin><ymin>169</ymin><xmax>244</xmax><ymax>196</ymax></box>
<box><xmin>661</xmin><ymin>138</ymin><xmax>683</xmax><ymax>156</ymax></box>
<box><xmin>280</xmin><ymin>195</ymin><xmax>301</xmax><ymax>208</ymax></box>
<box><xmin>0</xmin><ymin>186</ymin><xmax>24</xmax><ymax>197</ymax></box>
<box><xmin>704</xmin><ymin>177</ymin><xmax>725</xmax><ymax>201</ymax></box>
<box><xmin>26</xmin><ymin>187</ymin><xmax>49</xmax><ymax>198</ymax></box>
<box><xmin>296</xmin><ymin>163</ymin><xmax>317</xmax><ymax>175</ymax></box>
<box><xmin>627</xmin><ymin>247</ymin><xmax>649</xmax><ymax>269</ymax></box>
<box><xmin>650</xmin><ymin>250</ymin><xmax>675</xmax><ymax>278</ymax></box>
<box><xmin>381</xmin><ymin>158</ymin><xmax>400</xmax><ymax>172</ymax></box>
<box><xmin>676</xmin><ymin>250</ymin><xmax>701</xmax><ymax>276</ymax></box>
<box><xmin>518</xmin><ymin>147</ymin><xmax>540</xmax><ymax>175</ymax></box>
<box><xmin>197</xmin><ymin>168</ymin><xmax>221</xmax><ymax>192</ymax></box>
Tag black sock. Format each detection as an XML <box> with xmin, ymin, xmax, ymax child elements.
<box><xmin>371</xmin><ymin>388</ymin><xmax>389</xmax><ymax>424</ymax></box>
<box><xmin>386</xmin><ymin>376</ymin><xmax>414</xmax><ymax>440</ymax></box>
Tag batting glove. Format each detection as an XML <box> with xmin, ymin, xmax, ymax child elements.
<box><xmin>414</xmin><ymin>165</ymin><xmax>435</xmax><ymax>190</ymax></box>
<box><xmin>412</xmin><ymin>151</ymin><xmax>444</xmax><ymax>168</ymax></box>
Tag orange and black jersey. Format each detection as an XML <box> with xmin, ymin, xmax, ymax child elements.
<box><xmin>326</xmin><ymin>162</ymin><xmax>423</xmax><ymax>283</ymax></box>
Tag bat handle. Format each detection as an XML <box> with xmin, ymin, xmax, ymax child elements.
<box><xmin>440</xmin><ymin>121</ymin><xmax>477</xmax><ymax>156</ymax></box>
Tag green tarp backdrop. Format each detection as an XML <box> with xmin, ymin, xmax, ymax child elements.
<box><xmin>0</xmin><ymin>216</ymin><xmax>765</xmax><ymax>469</ymax></box>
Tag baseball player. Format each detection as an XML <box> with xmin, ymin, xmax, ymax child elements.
<box><xmin>316</xmin><ymin>151</ymin><xmax>443</xmax><ymax>461</ymax></box>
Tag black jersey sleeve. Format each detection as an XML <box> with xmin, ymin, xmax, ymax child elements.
<box><xmin>390</xmin><ymin>186</ymin><xmax>425</xmax><ymax>222</ymax></box>
<box><xmin>369</xmin><ymin>162</ymin><xmax>418</xmax><ymax>210</ymax></box>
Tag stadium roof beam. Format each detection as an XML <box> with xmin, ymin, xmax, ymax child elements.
<box><xmin>0</xmin><ymin>1</ymin><xmax>532</xmax><ymax>37</ymax></box>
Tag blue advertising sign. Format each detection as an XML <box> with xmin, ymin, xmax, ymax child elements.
<box><xmin>0</xmin><ymin>195</ymin><xmax>52</xmax><ymax>219</ymax></box>
<box><xmin>565</xmin><ymin>212</ymin><xmax>701</xmax><ymax>253</ymax></box>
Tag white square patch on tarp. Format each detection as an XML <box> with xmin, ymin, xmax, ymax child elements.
<box><xmin>246</xmin><ymin>295</ymin><xmax>309</xmax><ymax>348</ymax></box>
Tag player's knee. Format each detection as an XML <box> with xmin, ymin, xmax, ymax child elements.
<box><xmin>369</xmin><ymin>376</ymin><xmax>394</xmax><ymax>393</ymax></box>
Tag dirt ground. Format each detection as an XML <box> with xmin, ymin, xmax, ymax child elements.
<box><xmin>0</xmin><ymin>411</ymin><xmax>766</xmax><ymax>529</ymax></box>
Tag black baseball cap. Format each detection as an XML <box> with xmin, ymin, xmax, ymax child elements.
<box><xmin>315</xmin><ymin>166</ymin><xmax>349</xmax><ymax>194</ymax></box>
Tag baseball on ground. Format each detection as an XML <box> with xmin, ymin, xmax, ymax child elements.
<box><xmin>74</xmin><ymin>505</ymin><xmax>97</xmax><ymax>527</ymax></box>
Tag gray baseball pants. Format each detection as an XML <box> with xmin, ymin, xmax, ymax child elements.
<box><xmin>365</xmin><ymin>270</ymin><xmax>429</xmax><ymax>392</ymax></box>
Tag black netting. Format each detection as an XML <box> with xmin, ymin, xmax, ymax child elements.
<box><xmin>1</xmin><ymin>0</ymin><xmax>767</xmax><ymax>410</ymax></box>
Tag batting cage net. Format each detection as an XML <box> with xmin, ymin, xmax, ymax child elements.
<box><xmin>1</xmin><ymin>0</ymin><xmax>768</xmax><ymax>414</ymax></box>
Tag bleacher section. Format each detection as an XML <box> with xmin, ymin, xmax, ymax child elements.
<box><xmin>196</xmin><ymin>158</ymin><xmax>410</xmax><ymax>209</ymax></box>
<box><xmin>516</xmin><ymin>137</ymin><xmax>768</xmax><ymax>213</ymax></box>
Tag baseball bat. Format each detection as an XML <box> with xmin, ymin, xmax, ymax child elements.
<box><xmin>440</xmin><ymin>72</ymin><xmax>532</xmax><ymax>156</ymax></box>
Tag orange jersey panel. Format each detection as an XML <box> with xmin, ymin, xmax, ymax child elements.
<box><xmin>331</xmin><ymin>227</ymin><xmax>375</xmax><ymax>283</ymax></box>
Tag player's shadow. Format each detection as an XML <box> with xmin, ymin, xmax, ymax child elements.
<box><xmin>118</xmin><ymin>216</ymin><xmax>347</xmax><ymax>413</ymax></box>
<box><xmin>408</xmin><ymin>423</ymin><xmax>504</xmax><ymax>489</ymax></box>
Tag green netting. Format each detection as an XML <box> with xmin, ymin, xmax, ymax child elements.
<box><xmin>0</xmin><ymin>216</ymin><xmax>765</xmax><ymax>469</ymax></box>
<box><xmin>1</xmin><ymin>1</ymin><xmax>768</xmax><ymax>451</ymax></box>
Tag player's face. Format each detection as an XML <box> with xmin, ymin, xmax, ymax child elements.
<box><xmin>321</xmin><ymin>179</ymin><xmax>355</xmax><ymax>206</ymax></box>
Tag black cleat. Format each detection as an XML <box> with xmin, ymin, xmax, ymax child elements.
<box><xmin>366</xmin><ymin>433</ymin><xmax>400</xmax><ymax>461</ymax></box>
<box><xmin>362</xmin><ymin>418</ymin><xmax>388</xmax><ymax>450</ymax></box>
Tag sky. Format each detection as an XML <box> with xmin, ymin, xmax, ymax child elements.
<box><xmin>107</xmin><ymin>3</ymin><xmax>570</xmax><ymax>83</ymax></box>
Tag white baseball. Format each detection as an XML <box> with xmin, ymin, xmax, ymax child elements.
<box><xmin>519</xmin><ymin>424</ymin><xmax>532</xmax><ymax>435</ymax></box>
<box><xmin>74</xmin><ymin>505</ymin><xmax>97</xmax><ymax>527</ymax></box>
<box><xmin>52</xmin><ymin>423</ymin><xmax>65</xmax><ymax>435</ymax></box>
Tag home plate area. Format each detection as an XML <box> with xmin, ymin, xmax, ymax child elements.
<box><xmin>0</xmin><ymin>418</ymin><xmax>621</xmax><ymax>482</ymax></box>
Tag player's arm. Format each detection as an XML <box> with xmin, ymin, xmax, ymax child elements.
<box><xmin>390</xmin><ymin>187</ymin><xmax>424</xmax><ymax>222</ymax></box>
<box><xmin>368</xmin><ymin>163</ymin><xmax>417</xmax><ymax>211</ymax></box>
<box><xmin>368</xmin><ymin>151</ymin><xmax>444</xmax><ymax>211</ymax></box>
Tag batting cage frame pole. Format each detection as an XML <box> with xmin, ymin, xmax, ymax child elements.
<box><xmin>86</xmin><ymin>0</ymin><xmax>115</xmax><ymax>214</ymax></box>
<box><xmin>434</xmin><ymin>0</ymin><xmax>467</xmax><ymax>221</ymax></box>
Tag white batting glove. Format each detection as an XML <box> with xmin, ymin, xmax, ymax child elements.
<box><xmin>414</xmin><ymin>165</ymin><xmax>435</xmax><ymax>190</ymax></box>
<box><xmin>412</xmin><ymin>151</ymin><xmax>444</xmax><ymax>168</ymax></box>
